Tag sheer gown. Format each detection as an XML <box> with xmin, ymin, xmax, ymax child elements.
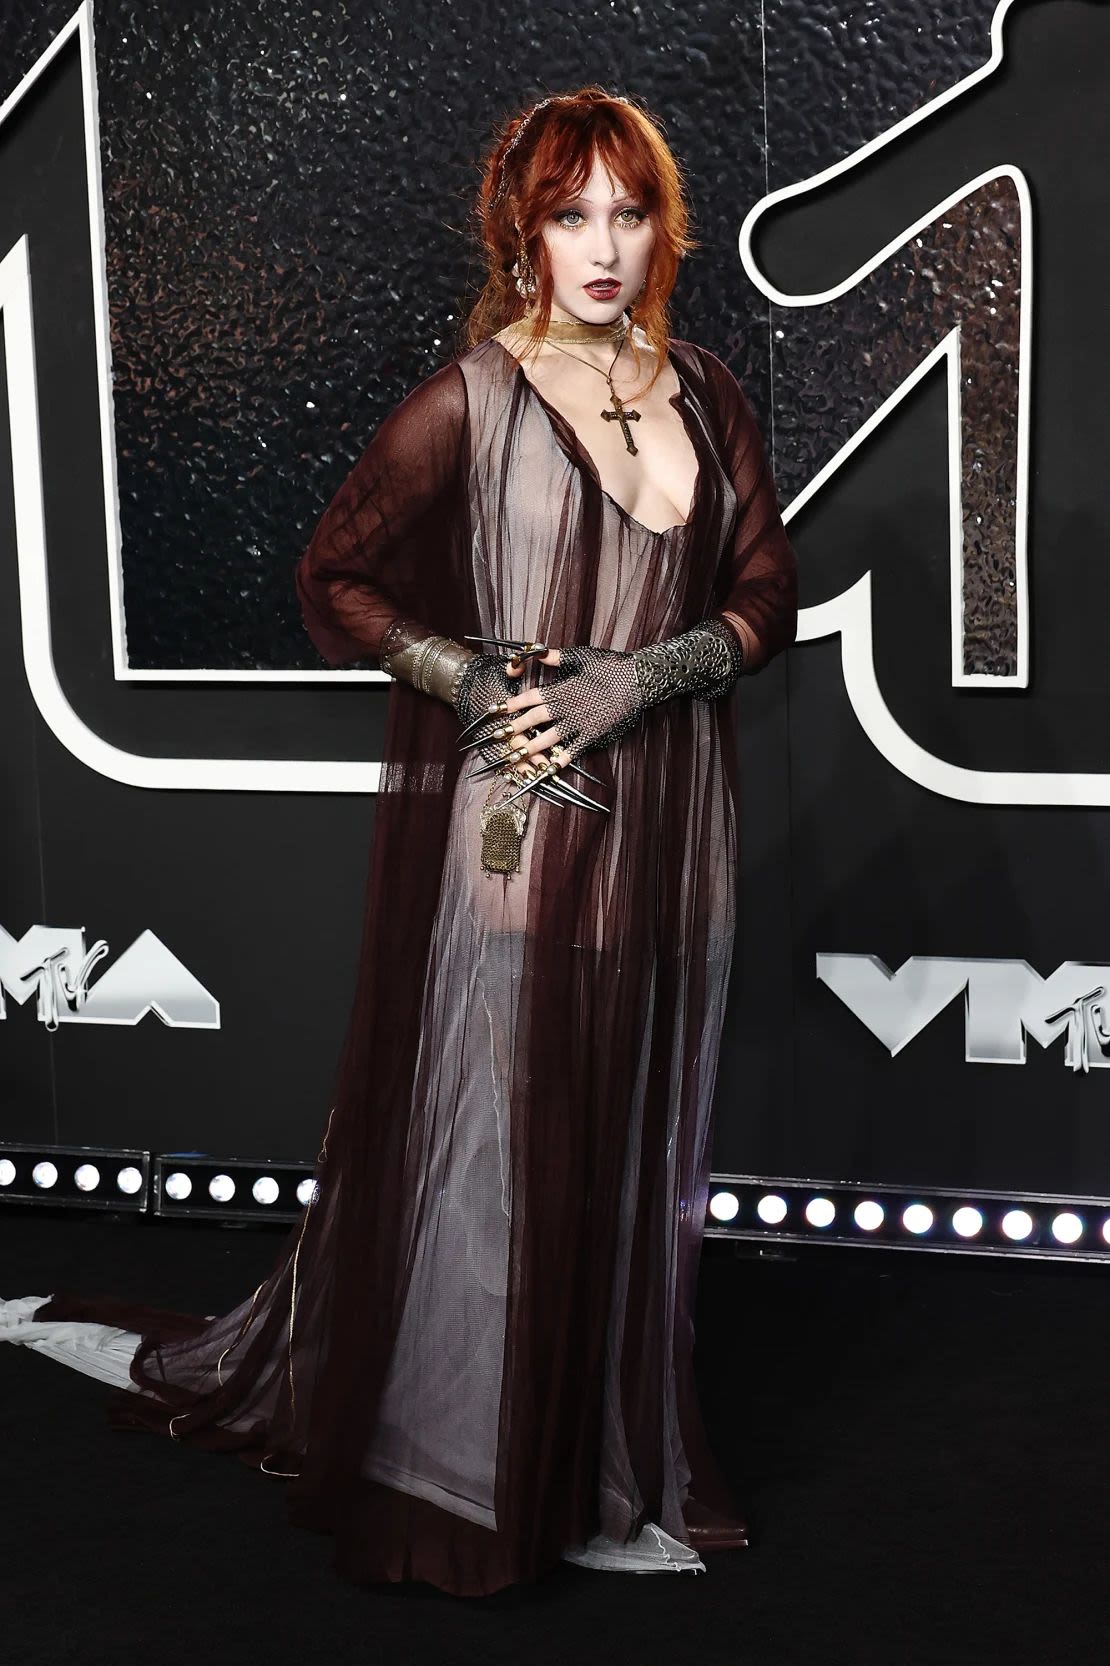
<box><xmin>1</xmin><ymin>332</ymin><xmax>798</xmax><ymax>1596</ymax></box>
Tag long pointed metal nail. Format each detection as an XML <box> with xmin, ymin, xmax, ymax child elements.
<box><xmin>458</xmin><ymin>703</ymin><xmax>511</xmax><ymax>739</ymax></box>
<box><xmin>458</xmin><ymin>725</ymin><xmax>515</xmax><ymax>754</ymax></box>
<box><xmin>500</xmin><ymin>768</ymin><xmax>608</xmax><ymax>813</ymax></box>
<box><xmin>555</xmin><ymin>741</ymin><xmax>604</xmax><ymax>786</ymax></box>
<box><xmin>542</xmin><ymin>773</ymin><xmax>609</xmax><ymax>812</ymax></box>
<box><xmin>546</xmin><ymin>747</ymin><xmax>607</xmax><ymax>800</ymax></box>
<box><xmin>496</xmin><ymin>774</ymin><xmax>550</xmax><ymax>808</ymax></box>
<box><xmin>538</xmin><ymin>779</ymin><xmax>602</xmax><ymax>812</ymax></box>
<box><xmin>550</xmin><ymin>730</ymin><xmax>605</xmax><ymax>786</ymax></box>
<box><xmin>537</xmin><ymin>784</ymin><xmax>600</xmax><ymax>813</ymax></box>
<box><xmin>492</xmin><ymin>759</ymin><xmax>606</xmax><ymax>812</ymax></box>
<box><xmin>464</xmin><ymin>634</ymin><xmax>534</xmax><ymax>650</ymax></box>
<box><xmin>510</xmin><ymin>769</ymin><xmax>601</xmax><ymax>811</ymax></box>
<box><xmin>528</xmin><ymin>779</ymin><xmax>571</xmax><ymax>807</ymax></box>
<box><xmin>467</xmin><ymin>752</ymin><xmax>514</xmax><ymax>779</ymax></box>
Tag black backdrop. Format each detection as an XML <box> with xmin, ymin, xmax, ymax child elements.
<box><xmin>3</xmin><ymin>0</ymin><xmax>1108</xmax><ymax>1207</ymax></box>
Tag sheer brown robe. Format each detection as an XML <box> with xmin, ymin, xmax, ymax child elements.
<box><xmin>27</xmin><ymin>334</ymin><xmax>798</xmax><ymax>1596</ymax></box>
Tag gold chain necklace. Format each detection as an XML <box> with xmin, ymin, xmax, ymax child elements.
<box><xmin>542</xmin><ymin>328</ymin><xmax>643</xmax><ymax>456</ymax></box>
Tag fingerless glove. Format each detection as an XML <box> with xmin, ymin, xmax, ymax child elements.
<box><xmin>541</xmin><ymin>615</ymin><xmax>744</xmax><ymax>761</ymax></box>
<box><xmin>453</xmin><ymin>651</ymin><xmax>522</xmax><ymax>766</ymax></box>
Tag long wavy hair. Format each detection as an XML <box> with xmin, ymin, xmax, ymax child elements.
<box><xmin>462</xmin><ymin>87</ymin><xmax>697</xmax><ymax>396</ymax></box>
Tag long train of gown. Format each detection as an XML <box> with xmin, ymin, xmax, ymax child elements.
<box><xmin>1</xmin><ymin>334</ymin><xmax>798</xmax><ymax>1593</ymax></box>
<box><xmin>0</xmin><ymin>1296</ymin><xmax>701</xmax><ymax>1573</ymax></box>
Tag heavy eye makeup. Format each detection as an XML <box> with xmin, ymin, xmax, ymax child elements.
<box><xmin>550</xmin><ymin>205</ymin><xmax>648</xmax><ymax>228</ymax></box>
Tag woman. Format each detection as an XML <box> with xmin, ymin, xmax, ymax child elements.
<box><xmin>0</xmin><ymin>87</ymin><xmax>797</xmax><ymax>1596</ymax></box>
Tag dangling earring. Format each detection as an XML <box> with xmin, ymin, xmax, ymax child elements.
<box><xmin>513</xmin><ymin>242</ymin><xmax>537</xmax><ymax>298</ymax></box>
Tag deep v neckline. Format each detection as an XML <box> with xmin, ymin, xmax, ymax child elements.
<box><xmin>490</xmin><ymin>337</ymin><xmax>702</xmax><ymax>538</ymax></box>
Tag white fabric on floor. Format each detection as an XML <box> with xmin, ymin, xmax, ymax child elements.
<box><xmin>561</xmin><ymin>1525</ymin><xmax>706</xmax><ymax>1574</ymax></box>
<box><xmin>0</xmin><ymin>1294</ymin><xmax>141</xmax><ymax>1391</ymax></box>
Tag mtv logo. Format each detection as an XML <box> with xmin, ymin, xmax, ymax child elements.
<box><xmin>0</xmin><ymin>925</ymin><xmax>219</xmax><ymax>1032</ymax></box>
<box><xmin>816</xmin><ymin>954</ymin><xmax>1110</xmax><ymax>1073</ymax></box>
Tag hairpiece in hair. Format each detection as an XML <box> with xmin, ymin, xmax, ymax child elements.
<box><xmin>489</xmin><ymin>93</ymin><xmax>635</xmax><ymax>212</ymax></box>
<box><xmin>490</xmin><ymin>97</ymin><xmax>559</xmax><ymax>211</ymax></box>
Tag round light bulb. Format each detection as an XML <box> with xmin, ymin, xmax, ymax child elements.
<box><xmin>805</xmin><ymin>1196</ymin><xmax>836</xmax><ymax>1229</ymax></box>
<box><xmin>708</xmin><ymin>1190</ymin><xmax>740</xmax><ymax>1223</ymax></box>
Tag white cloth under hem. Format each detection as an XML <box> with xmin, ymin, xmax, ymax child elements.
<box><xmin>561</xmin><ymin>1525</ymin><xmax>706</xmax><ymax>1574</ymax></box>
<box><xmin>0</xmin><ymin>1295</ymin><xmax>142</xmax><ymax>1390</ymax></box>
<box><xmin>0</xmin><ymin>1295</ymin><xmax>707</xmax><ymax>1575</ymax></box>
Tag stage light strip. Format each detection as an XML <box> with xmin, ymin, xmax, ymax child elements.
<box><xmin>0</xmin><ymin>1142</ymin><xmax>148</xmax><ymax>1210</ymax></box>
<box><xmin>6</xmin><ymin>1143</ymin><xmax>1108</xmax><ymax>1261</ymax></box>
<box><xmin>152</xmin><ymin>1154</ymin><xmax>316</xmax><ymax>1224</ymax></box>
<box><xmin>705</xmin><ymin>1174</ymin><xmax>1110</xmax><ymax>1263</ymax></box>
<box><xmin>0</xmin><ymin>1143</ymin><xmax>313</xmax><ymax>1224</ymax></box>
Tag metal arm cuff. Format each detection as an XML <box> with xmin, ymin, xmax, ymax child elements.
<box><xmin>630</xmin><ymin>615</ymin><xmax>745</xmax><ymax>711</ymax></box>
<box><xmin>380</xmin><ymin>617</ymin><xmax>477</xmax><ymax>705</ymax></box>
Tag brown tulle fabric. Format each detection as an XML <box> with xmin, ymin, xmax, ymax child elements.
<box><xmin>35</xmin><ymin>335</ymin><xmax>797</xmax><ymax>1596</ymax></box>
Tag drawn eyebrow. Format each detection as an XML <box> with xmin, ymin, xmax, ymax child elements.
<box><xmin>557</xmin><ymin>194</ymin><xmax>641</xmax><ymax>210</ymax></box>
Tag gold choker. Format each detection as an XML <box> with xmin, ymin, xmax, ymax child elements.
<box><xmin>518</xmin><ymin>309</ymin><xmax>629</xmax><ymax>345</ymax></box>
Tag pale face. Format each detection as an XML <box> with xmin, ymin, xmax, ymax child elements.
<box><xmin>536</xmin><ymin>153</ymin><xmax>656</xmax><ymax>326</ymax></box>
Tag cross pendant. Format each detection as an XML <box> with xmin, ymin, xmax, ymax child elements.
<box><xmin>601</xmin><ymin>390</ymin><xmax>641</xmax><ymax>455</ymax></box>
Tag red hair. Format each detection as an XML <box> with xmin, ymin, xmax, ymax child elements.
<box><xmin>462</xmin><ymin>87</ymin><xmax>697</xmax><ymax>395</ymax></box>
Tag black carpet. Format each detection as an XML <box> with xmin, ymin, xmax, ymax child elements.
<box><xmin>3</xmin><ymin>1208</ymin><xmax>1107</xmax><ymax>1666</ymax></box>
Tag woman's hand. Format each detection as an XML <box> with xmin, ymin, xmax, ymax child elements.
<box><xmin>456</xmin><ymin>641</ymin><xmax>580</xmax><ymax>784</ymax></box>
<box><xmin>480</xmin><ymin>640</ymin><xmax>642</xmax><ymax>775</ymax></box>
<box><xmin>508</xmin><ymin>643</ymin><xmax>644</xmax><ymax>766</ymax></box>
<box><xmin>459</xmin><ymin>616</ymin><xmax>746</xmax><ymax>801</ymax></box>
<box><xmin>454</xmin><ymin>646</ymin><xmax>565</xmax><ymax>781</ymax></box>
<box><xmin>457</xmin><ymin>637</ymin><xmax>627</xmax><ymax>813</ymax></box>
<box><xmin>453</xmin><ymin>653</ymin><xmax>519</xmax><ymax>768</ymax></box>
<box><xmin>500</xmin><ymin>645</ymin><xmax>567</xmax><ymax>777</ymax></box>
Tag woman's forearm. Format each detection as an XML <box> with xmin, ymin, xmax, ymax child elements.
<box><xmin>379</xmin><ymin>617</ymin><xmax>477</xmax><ymax>706</ymax></box>
<box><xmin>629</xmin><ymin>615</ymin><xmax>745</xmax><ymax>710</ymax></box>
<box><xmin>718</xmin><ymin>609</ymin><xmax>756</xmax><ymax>670</ymax></box>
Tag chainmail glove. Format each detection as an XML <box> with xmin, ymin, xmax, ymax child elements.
<box><xmin>541</xmin><ymin>615</ymin><xmax>745</xmax><ymax>762</ymax></box>
<box><xmin>452</xmin><ymin>651</ymin><xmax>521</xmax><ymax>766</ymax></box>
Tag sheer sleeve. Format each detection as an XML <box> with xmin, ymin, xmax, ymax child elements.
<box><xmin>294</xmin><ymin>360</ymin><xmax>470</xmax><ymax>669</ymax></box>
<box><xmin>697</xmin><ymin>346</ymin><xmax>799</xmax><ymax>675</ymax></box>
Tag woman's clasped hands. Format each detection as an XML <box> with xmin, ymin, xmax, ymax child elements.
<box><xmin>454</xmin><ymin>632</ymin><xmax>650</xmax><ymax>815</ymax></box>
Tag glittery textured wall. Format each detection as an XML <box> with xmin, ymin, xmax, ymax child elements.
<box><xmin>0</xmin><ymin>0</ymin><xmax>988</xmax><ymax>672</ymax></box>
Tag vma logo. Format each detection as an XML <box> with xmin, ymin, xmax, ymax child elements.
<box><xmin>0</xmin><ymin>926</ymin><xmax>219</xmax><ymax>1033</ymax></box>
<box><xmin>817</xmin><ymin>955</ymin><xmax>1110</xmax><ymax>1074</ymax></box>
